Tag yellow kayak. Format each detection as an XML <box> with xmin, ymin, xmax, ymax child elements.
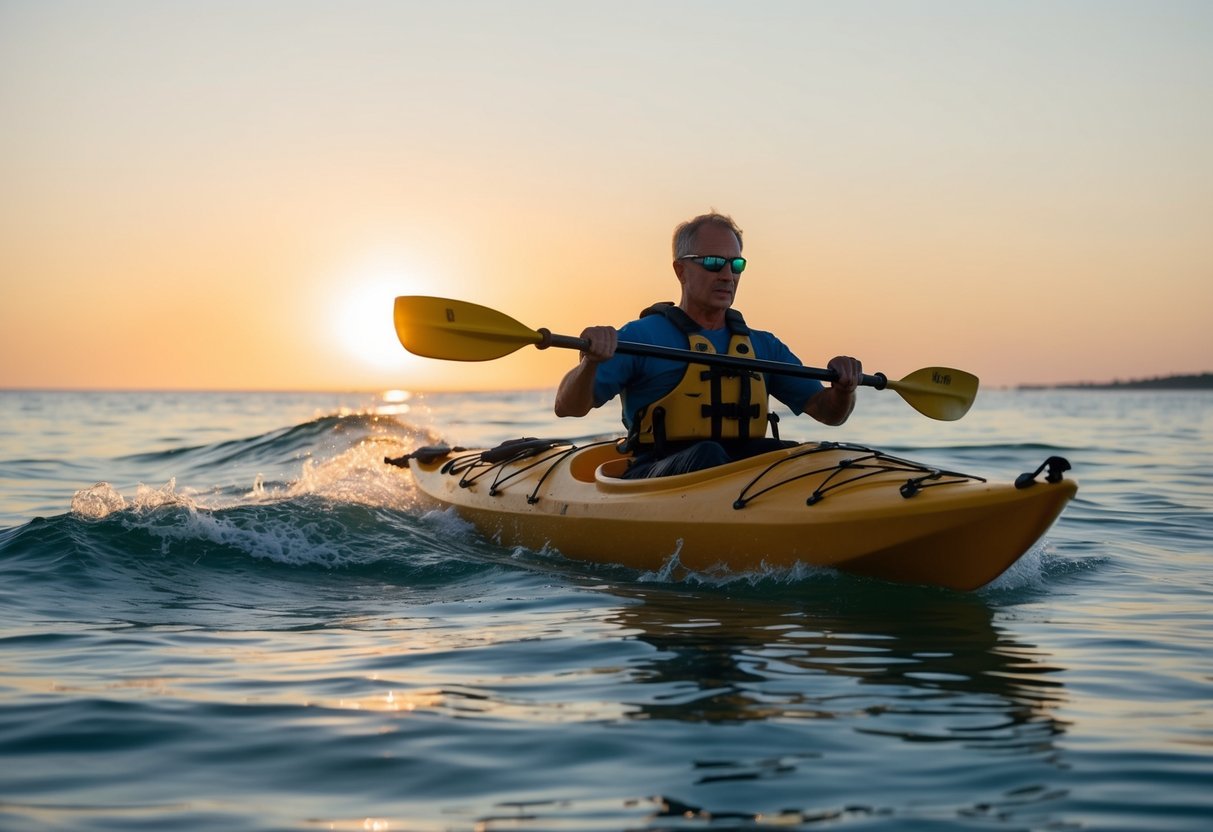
<box><xmin>391</xmin><ymin>439</ymin><xmax>1077</xmax><ymax>591</ymax></box>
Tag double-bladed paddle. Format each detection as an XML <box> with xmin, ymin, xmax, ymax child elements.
<box><xmin>393</xmin><ymin>296</ymin><xmax>979</xmax><ymax>421</ymax></box>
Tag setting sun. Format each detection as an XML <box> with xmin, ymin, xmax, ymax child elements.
<box><xmin>333</xmin><ymin>273</ymin><xmax>416</xmax><ymax>372</ymax></box>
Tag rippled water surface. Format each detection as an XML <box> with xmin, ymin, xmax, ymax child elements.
<box><xmin>1</xmin><ymin>388</ymin><xmax>1211</xmax><ymax>830</ymax></box>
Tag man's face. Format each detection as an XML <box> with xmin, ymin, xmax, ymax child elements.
<box><xmin>674</xmin><ymin>223</ymin><xmax>743</xmax><ymax>317</ymax></box>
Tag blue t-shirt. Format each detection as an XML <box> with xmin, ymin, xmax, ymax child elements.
<box><xmin>592</xmin><ymin>312</ymin><xmax>824</xmax><ymax>431</ymax></box>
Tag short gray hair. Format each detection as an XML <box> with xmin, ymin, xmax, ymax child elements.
<box><xmin>671</xmin><ymin>212</ymin><xmax>744</xmax><ymax>259</ymax></box>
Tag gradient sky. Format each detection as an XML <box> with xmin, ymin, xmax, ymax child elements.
<box><xmin>2</xmin><ymin>1</ymin><xmax>1210</xmax><ymax>392</ymax></box>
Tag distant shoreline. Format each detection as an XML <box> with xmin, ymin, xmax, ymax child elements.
<box><xmin>1018</xmin><ymin>372</ymin><xmax>1213</xmax><ymax>391</ymax></box>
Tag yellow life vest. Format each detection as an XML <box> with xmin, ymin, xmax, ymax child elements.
<box><xmin>627</xmin><ymin>304</ymin><xmax>769</xmax><ymax>450</ymax></box>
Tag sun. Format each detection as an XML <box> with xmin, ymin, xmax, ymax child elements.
<box><xmin>333</xmin><ymin>274</ymin><xmax>416</xmax><ymax>371</ymax></box>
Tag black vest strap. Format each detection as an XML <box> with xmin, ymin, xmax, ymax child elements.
<box><xmin>652</xmin><ymin>407</ymin><xmax>668</xmax><ymax>452</ymax></box>
<box><xmin>638</xmin><ymin>302</ymin><xmax>751</xmax><ymax>336</ymax></box>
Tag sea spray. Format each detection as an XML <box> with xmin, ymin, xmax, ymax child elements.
<box><xmin>70</xmin><ymin>482</ymin><xmax>128</xmax><ymax>519</ymax></box>
<box><xmin>70</xmin><ymin>478</ymin><xmax>189</xmax><ymax>520</ymax></box>
<box><xmin>287</xmin><ymin>436</ymin><xmax>419</xmax><ymax>511</ymax></box>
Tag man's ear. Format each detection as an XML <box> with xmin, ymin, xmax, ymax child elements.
<box><xmin>672</xmin><ymin>260</ymin><xmax>686</xmax><ymax>285</ymax></box>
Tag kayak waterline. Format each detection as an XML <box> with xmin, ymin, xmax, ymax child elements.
<box><xmin>387</xmin><ymin>439</ymin><xmax>1077</xmax><ymax>591</ymax></box>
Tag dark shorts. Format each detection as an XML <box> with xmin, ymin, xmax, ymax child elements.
<box><xmin>623</xmin><ymin>438</ymin><xmax>794</xmax><ymax>479</ymax></box>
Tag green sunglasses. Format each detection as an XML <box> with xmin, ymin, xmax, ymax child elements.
<box><xmin>678</xmin><ymin>255</ymin><xmax>747</xmax><ymax>274</ymax></box>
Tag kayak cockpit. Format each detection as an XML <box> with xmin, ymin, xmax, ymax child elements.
<box><xmin>569</xmin><ymin>443</ymin><xmax>630</xmax><ymax>481</ymax></box>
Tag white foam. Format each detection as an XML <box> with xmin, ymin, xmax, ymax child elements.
<box><xmin>283</xmin><ymin>438</ymin><xmax>419</xmax><ymax>511</ymax></box>
<box><xmin>71</xmin><ymin>479</ymin><xmax>192</xmax><ymax>519</ymax></box>
<box><xmin>132</xmin><ymin>478</ymin><xmax>194</xmax><ymax>511</ymax></box>
<box><xmin>160</xmin><ymin>506</ymin><xmax>349</xmax><ymax>567</ymax></box>
<box><xmin>634</xmin><ymin>544</ymin><xmax>840</xmax><ymax>588</ymax></box>
<box><xmin>637</xmin><ymin>543</ymin><xmax>685</xmax><ymax>583</ymax></box>
<box><xmin>70</xmin><ymin>482</ymin><xmax>128</xmax><ymax>519</ymax></box>
<box><xmin>980</xmin><ymin>541</ymin><xmax>1049</xmax><ymax>592</ymax></box>
<box><xmin>68</xmin><ymin>479</ymin><xmax>346</xmax><ymax>565</ymax></box>
<box><xmin>419</xmin><ymin>506</ymin><xmax>478</xmax><ymax>537</ymax></box>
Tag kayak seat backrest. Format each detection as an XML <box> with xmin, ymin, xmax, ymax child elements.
<box><xmin>569</xmin><ymin>444</ymin><xmax>629</xmax><ymax>482</ymax></box>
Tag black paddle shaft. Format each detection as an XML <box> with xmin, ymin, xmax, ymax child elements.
<box><xmin>536</xmin><ymin>328</ymin><xmax>889</xmax><ymax>390</ymax></box>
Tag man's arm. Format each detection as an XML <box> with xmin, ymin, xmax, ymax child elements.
<box><xmin>803</xmin><ymin>355</ymin><xmax>862</xmax><ymax>426</ymax></box>
<box><xmin>554</xmin><ymin>326</ymin><xmax>617</xmax><ymax>417</ymax></box>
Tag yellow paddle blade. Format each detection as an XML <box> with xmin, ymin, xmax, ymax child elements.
<box><xmin>885</xmin><ymin>367</ymin><xmax>979</xmax><ymax>421</ymax></box>
<box><xmin>393</xmin><ymin>296</ymin><xmax>544</xmax><ymax>361</ymax></box>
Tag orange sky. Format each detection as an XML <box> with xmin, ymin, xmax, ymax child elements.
<box><xmin>2</xmin><ymin>2</ymin><xmax>1210</xmax><ymax>392</ymax></box>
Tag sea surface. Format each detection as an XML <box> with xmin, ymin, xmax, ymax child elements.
<box><xmin>1</xmin><ymin>387</ymin><xmax>1211</xmax><ymax>831</ymax></box>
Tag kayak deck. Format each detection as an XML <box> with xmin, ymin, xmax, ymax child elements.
<box><xmin>395</xmin><ymin>440</ymin><xmax>1077</xmax><ymax>591</ymax></box>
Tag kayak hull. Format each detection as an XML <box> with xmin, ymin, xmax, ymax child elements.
<box><xmin>403</xmin><ymin>441</ymin><xmax>1077</xmax><ymax>591</ymax></box>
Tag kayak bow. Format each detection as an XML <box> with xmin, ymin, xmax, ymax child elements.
<box><xmin>390</xmin><ymin>439</ymin><xmax>1076</xmax><ymax>591</ymax></box>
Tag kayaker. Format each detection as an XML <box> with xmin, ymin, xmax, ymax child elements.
<box><xmin>555</xmin><ymin>211</ymin><xmax>863</xmax><ymax>478</ymax></box>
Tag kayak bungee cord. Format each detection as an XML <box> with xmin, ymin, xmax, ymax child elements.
<box><xmin>441</xmin><ymin>443</ymin><xmax>575</xmax><ymax>497</ymax></box>
<box><xmin>407</xmin><ymin>438</ymin><xmax>989</xmax><ymax>512</ymax></box>
<box><xmin>732</xmin><ymin>442</ymin><xmax>986</xmax><ymax>509</ymax></box>
<box><xmin>439</xmin><ymin>440</ymin><xmax>615</xmax><ymax>504</ymax></box>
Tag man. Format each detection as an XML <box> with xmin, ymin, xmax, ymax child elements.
<box><xmin>555</xmin><ymin>212</ymin><xmax>862</xmax><ymax>478</ymax></box>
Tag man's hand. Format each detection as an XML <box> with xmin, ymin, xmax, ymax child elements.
<box><xmin>827</xmin><ymin>355</ymin><xmax>862</xmax><ymax>393</ymax></box>
<box><xmin>578</xmin><ymin>326</ymin><xmax>618</xmax><ymax>364</ymax></box>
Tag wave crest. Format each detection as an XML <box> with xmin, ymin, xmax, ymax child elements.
<box><xmin>71</xmin><ymin>479</ymin><xmax>193</xmax><ymax>520</ymax></box>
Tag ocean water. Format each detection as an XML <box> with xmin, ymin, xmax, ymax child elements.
<box><xmin>1</xmin><ymin>386</ymin><xmax>1211</xmax><ymax>831</ymax></box>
